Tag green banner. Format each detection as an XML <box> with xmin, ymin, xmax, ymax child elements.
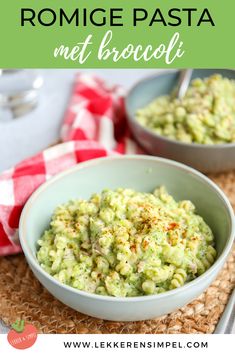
<box><xmin>0</xmin><ymin>0</ymin><xmax>234</xmax><ymax>68</ymax></box>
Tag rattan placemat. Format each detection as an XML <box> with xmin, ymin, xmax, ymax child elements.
<box><xmin>0</xmin><ymin>171</ymin><xmax>234</xmax><ymax>334</ymax></box>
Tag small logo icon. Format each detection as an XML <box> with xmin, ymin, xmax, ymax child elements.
<box><xmin>7</xmin><ymin>320</ymin><xmax>37</xmax><ymax>350</ymax></box>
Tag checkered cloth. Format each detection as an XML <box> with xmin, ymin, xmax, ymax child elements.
<box><xmin>0</xmin><ymin>74</ymin><xmax>141</xmax><ymax>256</ymax></box>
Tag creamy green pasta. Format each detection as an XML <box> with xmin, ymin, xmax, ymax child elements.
<box><xmin>136</xmin><ymin>74</ymin><xmax>235</xmax><ymax>144</ymax></box>
<box><xmin>37</xmin><ymin>187</ymin><xmax>216</xmax><ymax>297</ymax></box>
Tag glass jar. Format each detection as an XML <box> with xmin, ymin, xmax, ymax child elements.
<box><xmin>0</xmin><ymin>69</ymin><xmax>43</xmax><ymax>121</ymax></box>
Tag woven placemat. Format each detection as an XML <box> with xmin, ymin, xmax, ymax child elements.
<box><xmin>0</xmin><ymin>171</ymin><xmax>234</xmax><ymax>334</ymax></box>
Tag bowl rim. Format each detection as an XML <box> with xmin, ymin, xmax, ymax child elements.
<box><xmin>19</xmin><ymin>155</ymin><xmax>235</xmax><ymax>303</ymax></box>
<box><xmin>125</xmin><ymin>69</ymin><xmax>235</xmax><ymax>149</ymax></box>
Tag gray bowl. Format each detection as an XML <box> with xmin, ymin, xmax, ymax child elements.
<box><xmin>125</xmin><ymin>69</ymin><xmax>235</xmax><ymax>174</ymax></box>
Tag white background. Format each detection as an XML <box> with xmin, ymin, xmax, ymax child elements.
<box><xmin>1</xmin><ymin>334</ymin><xmax>235</xmax><ymax>353</ymax></box>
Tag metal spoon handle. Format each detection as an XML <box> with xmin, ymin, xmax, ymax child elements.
<box><xmin>175</xmin><ymin>69</ymin><xmax>193</xmax><ymax>99</ymax></box>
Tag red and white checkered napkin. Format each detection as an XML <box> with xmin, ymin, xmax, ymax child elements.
<box><xmin>0</xmin><ymin>74</ymin><xmax>142</xmax><ymax>256</ymax></box>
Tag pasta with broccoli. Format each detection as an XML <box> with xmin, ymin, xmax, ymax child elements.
<box><xmin>37</xmin><ymin>186</ymin><xmax>216</xmax><ymax>297</ymax></box>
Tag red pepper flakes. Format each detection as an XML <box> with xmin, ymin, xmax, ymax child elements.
<box><xmin>142</xmin><ymin>240</ymin><xmax>149</xmax><ymax>249</ymax></box>
<box><xmin>166</xmin><ymin>222</ymin><xmax>179</xmax><ymax>231</ymax></box>
<box><xmin>130</xmin><ymin>244</ymin><xmax>137</xmax><ymax>252</ymax></box>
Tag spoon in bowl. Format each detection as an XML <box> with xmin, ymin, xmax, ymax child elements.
<box><xmin>175</xmin><ymin>69</ymin><xmax>193</xmax><ymax>99</ymax></box>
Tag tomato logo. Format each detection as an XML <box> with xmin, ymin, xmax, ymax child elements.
<box><xmin>7</xmin><ymin>320</ymin><xmax>37</xmax><ymax>350</ymax></box>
